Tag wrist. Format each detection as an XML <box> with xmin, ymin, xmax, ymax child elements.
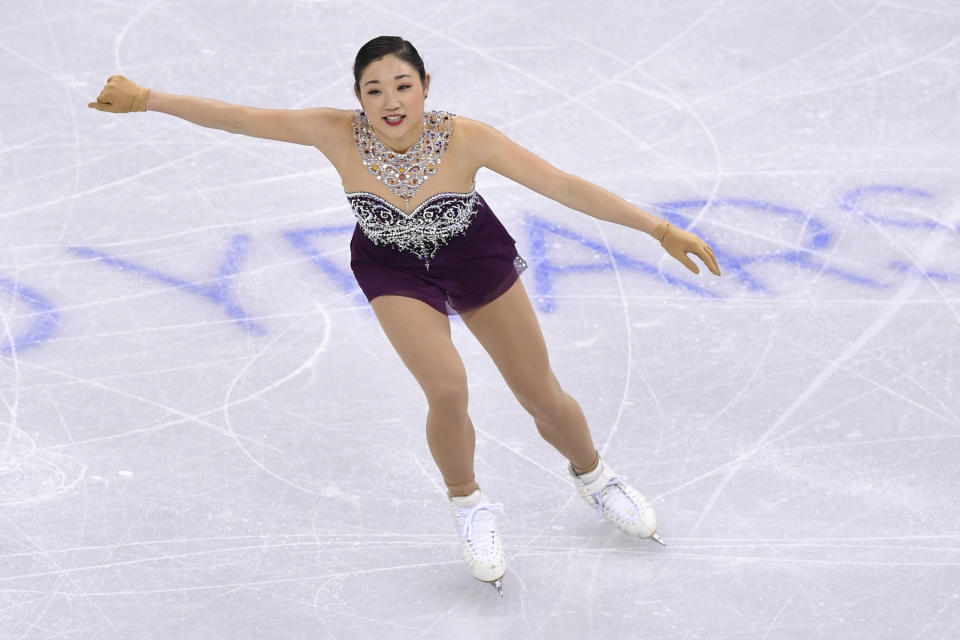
<box><xmin>134</xmin><ymin>86</ymin><xmax>151</xmax><ymax>112</ymax></box>
<box><xmin>144</xmin><ymin>88</ymin><xmax>161</xmax><ymax>111</ymax></box>
<box><xmin>649</xmin><ymin>220</ymin><xmax>670</xmax><ymax>243</ymax></box>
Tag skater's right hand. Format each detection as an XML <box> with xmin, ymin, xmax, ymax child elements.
<box><xmin>88</xmin><ymin>75</ymin><xmax>150</xmax><ymax>113</ymax></box>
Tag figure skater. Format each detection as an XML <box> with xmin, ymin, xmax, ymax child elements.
<box><xmin>89</xmin><ymin>35</ymin><xmax>721</xmax><ymax>597</ymax></box>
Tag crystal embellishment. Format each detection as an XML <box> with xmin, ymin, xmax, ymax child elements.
<box><xmin>346</xmin><ymin>191</ymin><xmax>478</xmax><ymax>270</ymax></box>
<box><xmin>353</xmin><ymin>110</ymin><xmax>454</xmax><ymax>205</ymax></box>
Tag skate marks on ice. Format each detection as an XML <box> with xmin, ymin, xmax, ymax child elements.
<box><xmin>1</xmin><ymin>180</ymin><xmax>956</xmax><ymax>515</ymax></box>
<box><xmin>3</xmin><ymin>182</ymin><xmax>956</xmax><ymax>358</ymax></box>
<box><xmin>1</xmin><ymin>288</ymin><xmax>85</xmax><ymax>504</ymax></box>
<box><xmin>0</xmin><ymin>428</ymin><xmax>86</xmax><ymax>506</ymax></box>
<box><xmin>2</xmin><ymin>0</ymin><xmax>959</xmax><ymax>637</ymax></box>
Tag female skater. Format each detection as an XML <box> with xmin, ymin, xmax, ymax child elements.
<box><xmin>89</xmin><ymin>36</ymin><xmax>721</xmax><ymax>597</ymax></box>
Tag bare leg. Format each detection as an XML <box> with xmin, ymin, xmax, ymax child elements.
<box><xmin>464</xmin><ymin>279</ymin><xmax>662</xmax><ymax>547</ymax></box>
<box><xmin>370</xmin><ymin>295</ymin><xmax>479</xmax><ymax>497</ymax></box>
<box><xmin>460</xmin><ymin>278</ymin><xmax>600</xmax><ymax>472</ymax></box>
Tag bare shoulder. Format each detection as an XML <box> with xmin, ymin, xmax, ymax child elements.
<box><xmin>305</xmin><ymin>107</ymin><xmax>355</xmax><ymax>149</ymax></box>
<box><xmin>313</xmin><ymin>107</ymin><xmax>355</xmax><ymax>129</ymax></box>
<box><xmin>450</xmin><ymin>114</ymin><xmax>567</xmax><ymax>198</ymax></box>
<box><xmin>449</xmin><ymin>116</ymin><xmax>503</xmax><ymax>167</ymax></box>
<box><xmin>311</xmin><ymin>107</ymin><xmax>356</xmax><ymax>163</ymax></box>
<box><xmin>452</xmin><ymin>116</ymin><xmax>498</xmax><ymax>145</ymax></box>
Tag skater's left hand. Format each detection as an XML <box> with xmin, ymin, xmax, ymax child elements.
<box><xmin>650</xmin><ymin>221</ymin><xmax>721</xmax><ymax>276</ymax></box>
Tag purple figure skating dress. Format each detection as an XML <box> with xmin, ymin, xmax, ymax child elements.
<box><xmin>346</xmin><ymin>109</ymin><xmax>527</xmax><ymax>315</ymax></box>
<box><xmin>348</xmin><ymin>190</ymin><xmax>527</xmax><ymax>315</ymax></box>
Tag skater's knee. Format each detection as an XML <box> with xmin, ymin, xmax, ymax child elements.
<box><xmin>517</xmin><ymin>378</ymin><xmax>567</xmax><ymax>424</ymax></box>
<box><xmin>423</xmin><ymin>374</ymin><xmax>469</xmax><ymax>413</ymax></box>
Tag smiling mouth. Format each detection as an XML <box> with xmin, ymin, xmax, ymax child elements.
<box><xmin>384</xmin><ymin>115</ymin><xmax>405</xmax><ymax>126</ymax></box>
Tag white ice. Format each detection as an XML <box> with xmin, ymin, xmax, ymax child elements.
<box><xmin>1</xmin><ymin>1</ymin><xmax>959</xmax><ymax>638</ymax></box>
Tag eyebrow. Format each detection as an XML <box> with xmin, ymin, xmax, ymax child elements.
<box><xmin>363</xmin><ymin>74</ymin><xmax>413</xmax><ymax>87</ymax></box>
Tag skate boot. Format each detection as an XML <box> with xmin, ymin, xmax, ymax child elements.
<box><xmin>568</xmin><ymin>455</ymin><xmax>665</xmax><ymax>545</ymax></box>
<box><xmin>449</xmin><ymin>488</ymin><xmax>507</xmax><ymax>596</ymax></box>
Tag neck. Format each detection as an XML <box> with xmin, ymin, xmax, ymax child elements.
<box><xmin>383</xmin><ymin>120</ymin><xmax>425</xmax><ymax>153</ymax></box>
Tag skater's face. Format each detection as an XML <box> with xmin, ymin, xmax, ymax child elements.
<box><xmin>355</xmin><ymin>54</ymin><xmax>430</xmax><ymax>153</ymax></box>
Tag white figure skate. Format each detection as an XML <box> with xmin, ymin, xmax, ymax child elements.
<box><xmin>568</xmin><ymin>455</ymin><xmax>665</xmax><ymax>545</ymax></box>
<box><xmin>449</xmin><ymin>488</ymin><xmax>507</xmax><ymax>596</ymax></box>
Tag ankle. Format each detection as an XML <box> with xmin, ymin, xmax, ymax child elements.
<box><xmin>571</xmin><ymin>450</ymin><xmax>600</xmax><ymax>475</ymax></box>
<box><xmin>446</xmin><ymin>478</ymin><xmax>479</xmax><ymax>498</ymax></box>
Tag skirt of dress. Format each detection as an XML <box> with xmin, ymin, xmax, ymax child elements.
<box><xmin>349</xmin><ymin>192</ymin><xmax>528</xmax><ymax>316</ymax></box>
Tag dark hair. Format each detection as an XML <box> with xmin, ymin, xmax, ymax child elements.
<box><xmin>353</xmin><ymin>36</ymin><xmax>426</xmax><ymax>91</ymax></box>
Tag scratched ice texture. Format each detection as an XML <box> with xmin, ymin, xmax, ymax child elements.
<box><xmin>1</xmin><ymin>0</ymin><xmax>958</xmax><ymax>638</ymax></box>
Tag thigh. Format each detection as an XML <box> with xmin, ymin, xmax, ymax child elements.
<box><xmin>459</xmin><ymin>278</ymin><xmax>558</xmax><ymax>403</ymax></box>
<box><xmin>370</xmin><ymin>294</ymin><xmax>467</xmax><ymax>399</ymax></box>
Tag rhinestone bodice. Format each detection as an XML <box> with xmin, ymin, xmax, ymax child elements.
<box><xmin>346</xmin><ymin>190</ymin><xmax>478</xmax><ymax>269</ymax></box>
<box><xmin>352</xmin><ymin>110</ymin><xmax>454</xmax><ymax>204</ymax></box>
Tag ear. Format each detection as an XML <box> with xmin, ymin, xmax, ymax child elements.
<box><xmin>423</xmin><ymin>73</ymin><xmax>431</xmax><ymax>96</ymax></box>
<box><xmin>354</xmin><ymin>85</ymin><xmax>362</xmax><ymax>103</ymax></box>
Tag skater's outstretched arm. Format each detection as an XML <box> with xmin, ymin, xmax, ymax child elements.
<box><xmin>88</xmin><ymin>75</ymin><xmax>348</xmax><ymax>154</ymax></box>
<box><xmin>457</xmin><ymin>116</ymin><xmax>721</xmax><ymax>276</ymax></box>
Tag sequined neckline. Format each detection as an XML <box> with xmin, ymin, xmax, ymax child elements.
<box><xmin>344</xmin><ymin>189</ymin><xmax>477</xmax><ymax>219</ymax></box>
<box><xmin>352</xmin><ymin>110</ymin><xmax>454</xmax><ymax>205</ymax></box>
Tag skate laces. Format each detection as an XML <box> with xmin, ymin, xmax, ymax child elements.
<box><xmin>455</xmin><ymin>501</ymin><xmax>505</xmax><ymax>541</ymax></box>
<box><xmin>591</xmin><ymin>475</ymin><xmax>636</xmax><ymax>520</ymax></box>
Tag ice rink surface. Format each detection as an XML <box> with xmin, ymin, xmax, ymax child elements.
<box><xmin>2</xmin><ymin>0</ymin><xmax>959</xmax><ymax>637</ymax></box>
